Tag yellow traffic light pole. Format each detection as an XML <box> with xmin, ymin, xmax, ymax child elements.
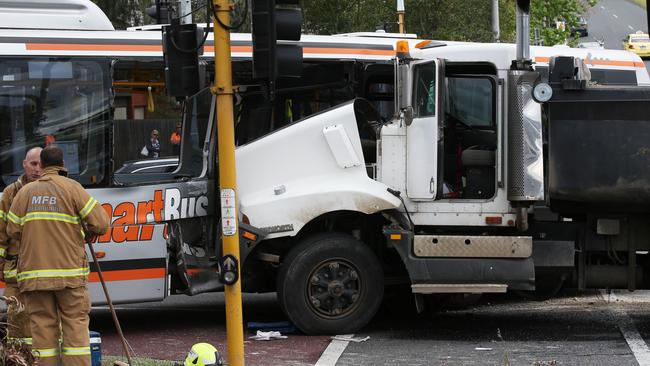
<box><xmin>212</xmin><ymin>0</ymin><xmax>245</xmax><ymax>365</ymax></box>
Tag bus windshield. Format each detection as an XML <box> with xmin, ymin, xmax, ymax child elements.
<box><xmin>0</xmin><ymin>58</ymin><xmax>111</xmax><ymax>188</ymax></box>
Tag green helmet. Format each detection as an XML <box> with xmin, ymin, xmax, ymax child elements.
<box><xmin>184</xmin><ymin>343</ymin><xmax>223</xmax><ymax>366</ymax></box>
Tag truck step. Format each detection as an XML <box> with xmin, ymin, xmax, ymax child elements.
<box><xmin>413</xmin><ymin>235</ymin><xmax>532</xmax><ymax>258</ymax></box>
<box><xmin>411</xmin><ymin>283</ymin><xmax>508</xmax><ymax>294</ymax></box>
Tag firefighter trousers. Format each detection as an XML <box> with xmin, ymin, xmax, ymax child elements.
<box><xmin>24</xmin><ymin>286</ymin><xmax>91</xmax><ymax>366</ymax></box>
<box><xmin>4</xmin><ymin>284</ymin><xmax>32</xmax><ymax>345</ymax></box>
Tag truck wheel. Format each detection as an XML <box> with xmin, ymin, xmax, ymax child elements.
<box><xmin>277</xmin><ymin>233</ymin><xmax>384</xmax><ymax>335</ymax></box>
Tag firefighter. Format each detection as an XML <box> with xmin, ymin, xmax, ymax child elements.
<box><xmin>0</xmin><ymin>147</ymin><xmax>43</xmax><ymax>346</ymax></box>
<box><xmin>6</xmin><ymin>146</ymin><xmax>110</xmax><ymax>366</ymax></box>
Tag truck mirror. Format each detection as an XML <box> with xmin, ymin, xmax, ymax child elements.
<box><xmin>397</xmin><ymin>64</ymin><xmax>410</xmax><ymax>111</ymax></box>
<box><xmin>404</xmin><ymin>106</ymin><xmax>414</xmax><ymax>126</ymax></box>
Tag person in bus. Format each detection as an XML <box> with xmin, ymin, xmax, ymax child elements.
<box><xmin>0</xmin><ymin>146</ymin><xmax>43</xmax><ymax>347</ymax></box>
<box><xmin>142</xmin><ymin>129</ymin><xmax>161</xmax><ymax>158</ymax></box>
<box><xmin>6</xmin><ymin>146</ymin><xmax>109</xmax><ymax>366</ymax></box>
<box><xmin>170</xmin><ymin>123</ymin><xmax>182</xmax><ymax>155</ymax></box>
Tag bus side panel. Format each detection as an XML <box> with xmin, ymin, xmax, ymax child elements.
<box><xmin>89</xmin><ymin>180</ymin><xmax>211</xmax><ymax>304</ymax></box>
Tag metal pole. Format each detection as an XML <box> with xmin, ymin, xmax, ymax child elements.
<box><xmin>179</xmin><ymin>0</ymin><xmax>192</xmax><ymax>24</ymax></box>
<box><xmin>397</xmin><ymin>0</ymin><xmax>405</xmax><ymax>34</ymax></box>
<box><xmin>492</xmin><ymin>0</ymin><xmax>500</xmax><ymax>42</ymax></box>
<box><xmin>212</xmin><ymin>0</ymin><xmax>245</xmax><ymax>365</ymax></box>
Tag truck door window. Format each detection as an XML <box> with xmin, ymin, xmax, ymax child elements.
<box><xmin>412</xmin><ymin>63</ymin><xmax>437</xmax><ymax>117</ymax></box>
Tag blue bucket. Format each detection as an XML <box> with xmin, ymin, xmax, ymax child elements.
<box><xmin>89</xmin><ymin>331</ymin><xmax>102</xmax><ymax>366</ymax></box>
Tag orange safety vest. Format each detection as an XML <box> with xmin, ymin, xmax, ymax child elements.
<box><xmin>170</xmin><ymin>132</ymin><xmax>181</xmax><ymax>145</ymax></box>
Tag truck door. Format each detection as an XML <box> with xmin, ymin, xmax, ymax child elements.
<box><xmin>406</xmin><ymin>59</ymin><xmax>443</xmax><ymax>200</ymax></box>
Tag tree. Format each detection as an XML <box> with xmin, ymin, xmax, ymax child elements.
<box><xmin>529</xmin><ymin>0</ymin><xmax>597</xmax><ymax>46</ymax></box>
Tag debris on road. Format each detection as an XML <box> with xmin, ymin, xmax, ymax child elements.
<box><xmin>249</xmin><ymin>331</ymin><xmax>288</xmax><ymax>341</ymax></box>
<box><xmin>331</xmin><ymin>335</ymin><xmax>370</xmax><ymax>343</ymax></box>
<box><xmin>247</xmin><ymin>321</ymin><xmax>296</xmax><ymax>333</ymax></box>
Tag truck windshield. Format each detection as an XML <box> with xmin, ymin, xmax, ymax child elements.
<box><xmin>0</xmin><ymin>58</ymin><xmax>111</xmax><ymax>189</ymax></box>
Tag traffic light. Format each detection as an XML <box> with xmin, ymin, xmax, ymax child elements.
<box><xmin>145</xmin><ymin>0</ymin><xmax>171</xmax><ymax>24</ymax></box>
<box><xmin>162</xmin><ymin>21</ymin><xmax>201</xmax><ymax>97</ymax></box>
<box><xmin>251</xmin><ymin>0</ymin><xmax>303</xmax><ymax>82</ymax></box>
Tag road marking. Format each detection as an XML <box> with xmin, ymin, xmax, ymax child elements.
<box><xmin>629</xmin><ymin>25</ymin><xmax>635</xmax><ymax>30</ymax></box>
<box><xmin>600</xmin><ymin>5</ymin><xmax>606</xmax><ymax>9</ymax></box>
<box><xmin>613</xmin><ymin>14</ymin><xmax>619</xmax><ymax>19</ymax></box>
<box><xmin>315</xmin><ymin>334</ymin><xmax>354</xmax><ymax>366</ymax></box>
<box><xmin>600</xmin><ymin>290</ymin><xmax>650</xmax><ymax>366</ymax></box>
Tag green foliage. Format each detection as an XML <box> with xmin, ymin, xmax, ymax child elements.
<box><xmin>528</xmin><ymin>0</ymin><xmax>592</xmax><ymax>46</ymax></box>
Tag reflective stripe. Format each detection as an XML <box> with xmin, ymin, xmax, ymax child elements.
<box><xmin>62</xmin><ymin>346</ymin><xmax>91</xmax><ymax>356</ymax></box>
<box><xmin>8</xmin><ymin>211</ymin><xmax>81</xmax><ymax>226</ymax></box>
<box><xmin>0</xmin><ymin>209</ymin><xmax>6</xmax><ymax>221</ymax></box>
<box><xmin>4</xmin><ymin>268</ymin><xmax>17</xmax><ymax>279</ymax></box>
<box><xmin>23</xmin><ymin>212</ymin><xmax>80</xmax><ymax>225</ymax></box>
<box><xmin>79</xmin><ymin>197</ymin><xmax>98</xmax><ymax>219</ymax></box>
<box><xmin>8</xmin><ymin>337</ymin><xmax>33</xmax><ymax>345</ymax></box>
<box><xmin>17</xmin><ymin>267</ymin><xmax>89</xmax><ymax>282</ymax></box>
<box><xmin>33</xmin><ymin>348</ymin><xmax>59</xmax><ymax>357</ymax></box>
<box><xmin>7</xmin><ymin>211</ymin><xmax>21</xmax><ymax>225</ymax></box>
<box><xmin>0</xmin><ymin>247</ymin><xmax>5</xmax><ymax>258</ymax></box>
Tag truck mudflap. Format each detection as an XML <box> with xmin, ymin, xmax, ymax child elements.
<box><xmin>383</xmin><ymin>225</ymin><xmax>535</xmax><ymax>291</ymax></box>
<box><xmin>544</xmin><ymin>86</ymin><xmax>650</xmax><ymax>212</ymax></box>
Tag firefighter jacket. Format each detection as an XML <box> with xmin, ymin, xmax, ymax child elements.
<box><xmin>6</xmin><ymin>166</ymin><xmax>110</xmax><ymax>292</ymax></box>
<box><xmin>0</xmin><ymin>175</ymin><xmax>28</xmax><ymax>282</ymax></box>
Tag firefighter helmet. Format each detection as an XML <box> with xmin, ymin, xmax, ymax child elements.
<box><xmin>183</xmin><ymin>343</ymin><xmax>223</xmax><ymax>366</ymax></box>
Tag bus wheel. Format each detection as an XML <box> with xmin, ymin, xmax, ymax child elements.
<box><xmin>277</xmin><ymin>233</ymin><xmax>384</xmax><ymax>335</ymax></box>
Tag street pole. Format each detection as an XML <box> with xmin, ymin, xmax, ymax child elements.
<box><xmin>212</xmin><ymin>0</ymin><xmax>245</xmax><ymax>365</ymax></box>
<box><xmin>492</xmin><ymin>0</ymin><xmax>500</xmax><ymax>42</ymax></box>
<box><xmin>179</xmin><ymin>0</ymin><xmax>192</xmax><ymax>24</ymax></box>
<box><xmin>397</xmin><ymin>0</ymin><xmax>405</xmax><ymax>34</ymax></box>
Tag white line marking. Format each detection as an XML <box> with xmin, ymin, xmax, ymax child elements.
<box><xmin>315</xmin><ymin>333</ymin><xmax>354</xmax><ymax>366</ymax></box>
<box><xmin>629</xmin><ymin>25</ymin><xmax>635</xmax><ymax>30</ymax></box>
<box><xmin>600</xmin><ymin>5</ymin><xmax>606</xmax><ymax>10</ymax></box>
<box><xmin>613</xmin><ymin>14</ymin><xmax>619</xmax><ymax>19</ymax></box>
<box><xmin>600</xmin><ymin>290</ymin><xmax>650</xmax><ymax>366</ymax></box>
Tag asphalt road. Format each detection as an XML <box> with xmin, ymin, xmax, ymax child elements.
<box><xmin>586</xmin><ymin>0</ymin><xmax>650</xmax><ymax>71</ymax></box>
<box><xmin>91</xmin><ymin>289</ymin><xmax>650</xmax><ymax>365</ymax></box>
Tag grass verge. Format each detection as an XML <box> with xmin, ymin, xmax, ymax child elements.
<box><xmin>102</xmin><ymin>355</ymin><xmax>175</xmax><ymax>365</ymax></box>
<box><xmin>632</xmin><ymin>0</ymin><xmax>647</xmax><ymax>8</ymax></box>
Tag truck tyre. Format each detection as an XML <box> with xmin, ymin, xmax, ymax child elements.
<box><xmin>277</xmin><ymin>233</ymin><xmax>384</xmax><ymax>335</ymax></box>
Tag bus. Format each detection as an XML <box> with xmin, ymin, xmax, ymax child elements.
<box><xmin>1</xmin><ymin>0</ymin><xmax>648</xmax><ymax>311</ymax></box>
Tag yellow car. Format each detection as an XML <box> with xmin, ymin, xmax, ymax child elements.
<box><xmin>623</xmin><ymin>31</ymin><xmax>650</xmax><ymax>58</ymax></box>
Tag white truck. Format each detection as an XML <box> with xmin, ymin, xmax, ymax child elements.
<box><xmin>214</xmin><ymin>2</ymin><xmax>650</xmax><ymax>334</ymax></box>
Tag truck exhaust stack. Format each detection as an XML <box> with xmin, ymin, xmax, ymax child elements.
<box><xmin>514</xmin><ymin>0</ymin><xmax>531</xmax><ymax>70</ymax></box>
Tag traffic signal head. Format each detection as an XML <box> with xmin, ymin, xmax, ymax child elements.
<box><xmin>251</xmin><ymin>0</ymin><xmax>303</xmax><ymax>81</ymax></box>
<box><xmin>145</xmin><ymin>0</ymin><xmax>171</xmax><ymax>24</ymax></box>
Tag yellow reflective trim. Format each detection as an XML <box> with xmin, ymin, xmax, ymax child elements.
<box><xmin>33</xmin><ymin>348</ymin><xmax>59</xmax><ymax>357</ymax></box>
<box><xmin>8</xmin><ymin>337</ymin><xmax>33</xmax><ymax>345</ymax></box>
<box><xmin>0</xmin><ymin>247</ymin><xmax>6</xmax><ymax>258</ymax></box>
<box><xmin>79</xmin><ymin>197</ymin><xmax>98</xmax><ymax>219</ymax></box>
<box><xmin>0</xmin><ymin>209</ymin><xmax>6</xmax><ymax>221</ymax></box>
<box><xmin>62</xmin><ymin>346</ymin><xmax>91</xmax><ymax>355</ymax></box>
<box><xmin>23</xmin><ymin>211</ymin><xmax>80</xmax><ymax>225</ymax></box>
<box><xmin>4</xmin><ymin>269</ymin><xmax>17</xmax><ymax>279</ymax></box>
<box><xmin>7</xmin><ymin>211</ymin><xmax>21</xmax><ymax>225</ymax></box>
<box><xmin>17</xmin><ymin>267</ymin><xmax>90</xmax><ymax>282</ymax></box>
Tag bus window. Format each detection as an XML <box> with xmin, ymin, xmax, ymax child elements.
<box><xmin>112</xmin><ymin>60</ymin><xmax>183</xmax><ymax>173</ymax></box>
<box><xmin>0</xmin><ymin>58</ymin><xmax>110</xmax><ymax>189</ymax></box>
